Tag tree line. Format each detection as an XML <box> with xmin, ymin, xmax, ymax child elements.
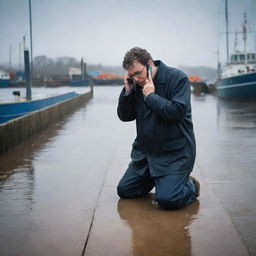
<box><xmin>0</xmin><ymin>55</ymin><xmax>124</xmax><ymax>79</ymax></box>
<box><xmin>0</xmin><ymin>55</ymin><xmax>217</xmax><ymax>81</ymax></box>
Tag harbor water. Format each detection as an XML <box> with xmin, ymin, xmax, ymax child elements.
<box><xmin>0</xmin><ymin>86</ymin><xmax>90</xmax><ymax>103</ymax></box>
<box><xmin>0</xmin><ymin>86</ymin><xmax>256</xmax><ymax>255</ymax></box>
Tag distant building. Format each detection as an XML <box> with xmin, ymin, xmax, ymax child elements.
<box><xmin>0</xmin><ymin>70</ymin><xmax>10</xmax><ymax>80</ymax></box>
<box><xmin>69</xmin><ymin>67</ymin><xmax>81</xmax><ymax>81</ymax></box>
<box><xmin>0</xmin><ymin>70</ymin><xmax>10</xmax><ymax>87</ymax></box>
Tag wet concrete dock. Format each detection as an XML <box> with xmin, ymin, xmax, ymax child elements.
<box><xmin>0</xmin><ymin>86</ymin><xmax>256</xmax><ymax>256</ymax></box>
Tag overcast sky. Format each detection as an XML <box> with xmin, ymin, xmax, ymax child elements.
<box><xmin>1</xmin><ymin>0</ymin><xmax>255</xmax><ymax>68</ymax></box>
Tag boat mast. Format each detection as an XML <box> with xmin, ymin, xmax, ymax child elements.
<box><xmin>19</xmin><ymin>42</ymin><xmax>22</xmax><ymax>71</ymax></box>
<box><xmin>9</xmin><ymin>44</ymin><xmax>12</xmax><ymax>72</ymax></box>
<box><xmin>225</xmin><ymin>0</ymin><xmax>229</xmax><ymax>65</ymax></box>
<box><xmin>24</xmin><ymin>50</ymin><xmax>32</xmax><ymax>100</ymax></box>
<box><xmin>242</xmin><ymin>12</ymin><xmax>248</xmax><ymax>65</ymax></box>
<box><xmin>29</xmin><ymin>0</ymin><xmax>33</xmax><ymax>83</ymax></box>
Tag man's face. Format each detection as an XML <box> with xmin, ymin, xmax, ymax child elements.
<box><xmin>127</xmin><ymin>60</ymin><xmax>148</xmax><ymax>87</ymax></box>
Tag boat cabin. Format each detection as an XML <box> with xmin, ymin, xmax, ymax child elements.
<box><xmin>221</xmin><ymin>52</ymin><xmax>256</xmax><ymax>78</ymax></box>
<box><xmin>230</xmin><ymin>52</ymin><xmax>256</xmax><ymax>64</ymax></box>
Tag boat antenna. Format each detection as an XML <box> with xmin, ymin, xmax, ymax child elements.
<box><xmin>23</xmin><ymin>35</ymin><xmax>26</xmax><ymax>50</ymax></box>
<box><xmin>225</xmin><ymin>0</ymin><xmax>229</xmax><ymax>65</ymax></box>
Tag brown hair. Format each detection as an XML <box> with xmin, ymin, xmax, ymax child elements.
<box><xmin>122</xmin><ymin>47</ymin><xmax>153</xmax><ymax>69</ymax></box>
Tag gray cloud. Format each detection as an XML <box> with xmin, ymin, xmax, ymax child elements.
<box><xmin>1</xmin><ymin>0</ymin><xmax>255</xmax><ymax>68</ymax></box>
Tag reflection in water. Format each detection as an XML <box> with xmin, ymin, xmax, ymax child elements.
<box><xmin>117</xmin><ymin>194</ymin><xmax>199</xmax><ymax>256</ymax></box>
<box><xmin>214</xmin><ymin>98</ymin><xmax>256</xmax><ymax>181</ymax></box>
<box><xmin>217</xmin><ymin>98</ymin><xmax>256</xmax><ymax>130</ymax></box>
<box><xmin>0</xmin><ymin>124</ymin><xmax>59</xmax><ymax>180</ymax></box>
<box><xmin>0</xmin><ymin>166</ymin><xmax>35</xmax><ymax>254</ymax></box>
<box><xmin>192</xmin><ymin>93</ymin><xmax>207</xmax><ymax>102</ymax></box>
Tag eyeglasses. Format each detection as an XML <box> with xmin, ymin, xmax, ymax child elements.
<box><xmin>128</xmin><ymin>66</ymin><xmax>146</xmax><ymax>79</ymax></box>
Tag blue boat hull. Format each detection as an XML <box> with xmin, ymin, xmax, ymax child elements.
<box><xmin>0</xmin><ymin>91</ymin><xmax>78</xmax><ymax>124</ymax></box>
<box><xmin>216</xmin><ymin>72</ymin><xmax>256</xmax><ymax>99</ymax></box>
<box><xmin>0</xmin><ymin>79</ymin><xmax>10</xmax><ymax>88</ymax></box>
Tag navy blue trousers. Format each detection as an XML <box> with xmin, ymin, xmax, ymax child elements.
<box><xmin>117</xmin><ymin>161</ymin><xmax>197</xmax><ymax>210</ymax></box>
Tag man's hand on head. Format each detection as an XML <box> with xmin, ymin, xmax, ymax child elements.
<box><xmin>142</xmin><ymin>70</ymin><xmax>155</xmax><ymax>97</ymax></box>
<box><xmin>124</xmin><ymin>75</ymin><xmax>135</xmax><ymax>94</ymax></box>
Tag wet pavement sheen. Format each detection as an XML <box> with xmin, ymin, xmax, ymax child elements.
<box><xmin>0</xmin><ymin>86</ymin><xmax>256</xmax><ymax>256</ymax></box>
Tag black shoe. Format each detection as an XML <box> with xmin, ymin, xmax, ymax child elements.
<box><xmin>190</xmin><ymin>176</ymin><xmax>200</xmax><ymax>197</ymax></box>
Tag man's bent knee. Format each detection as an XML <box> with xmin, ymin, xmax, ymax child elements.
<box><xmin>117</xmin><ymin>184</ymin><xmax>149</xmax><ymax>199</ymax></box>
<box><xmin>117</xmin><ymin>185</ymin><xmax>130</xmax><ymax>199</ymax></box>
<box><xmin>117</xmin><ymin>184</ymin><xmax>139</xmax><ymax>199</ymax></box>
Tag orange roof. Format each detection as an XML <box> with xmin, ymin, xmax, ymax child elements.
<box><xmin>95</xmin><ymin>73</ymin><xmax>123</xmax><ymax>79</ymax></box>
<box><xmin>188</xmin><ymin>76</ymin><xmax>202</xmax><ymax>82</ymax></box>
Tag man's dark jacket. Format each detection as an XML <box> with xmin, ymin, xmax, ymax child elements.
<box><xmin>117</xmin><ymin>60</ymin><xmax>196</xmax><ymax>177</ymax></box>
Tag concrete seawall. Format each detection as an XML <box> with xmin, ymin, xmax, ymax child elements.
<box><xmin>0</xmin><ymin>90</ymin><xmax>93</xmax><ymax>156</ymax></box>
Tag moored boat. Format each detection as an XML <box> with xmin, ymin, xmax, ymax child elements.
<box><xmin>217</xmin><ymin>61</ymin><xmax>256</xmax><ymax>99</ymax></box>
<box><xmin>216</xmin><ymin>1</ymin><xmax>256</xmax><ymax>100</ymax></box>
